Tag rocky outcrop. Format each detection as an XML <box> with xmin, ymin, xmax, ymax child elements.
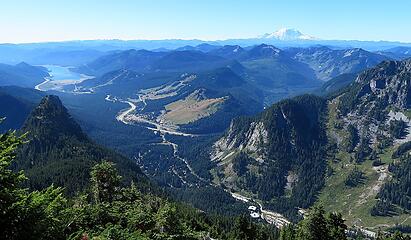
<box><xmin>338</xmin><ymin>59</ymin><xmax>411</xmax><ymax>144</ymax></box>
<box><xmin>355</xmin><ymin>60</ymin><xmax>411</xmax><ymax>108</ymax></box>
<box><xmin>209</xmin><ymin>95</ymin><xmax>328</xmax><ymax>207</ymax></box>
<box><xmin>211</xmin><ymin>121</ymin><xmax>268</xmax><ymax>162</ymax></box>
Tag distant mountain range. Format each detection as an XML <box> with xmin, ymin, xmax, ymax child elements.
<box><xmin>74</xmin><ymin>44</ymin><xmax>390</xmax><ymax>102</ymax></box>
<box><xmin>285</xmin><ymin>46</ymin><xmax>390</xmax><ymax>81</ymax></box>
<box><xmin>1</xmin><ymin>28</ymin><xmax>411</xmax><ymax>64</ymax></box>
<box><xmin>76</xmin><ymin>43</ymin><xmax>391</xmax><ymax>80</ymax></box>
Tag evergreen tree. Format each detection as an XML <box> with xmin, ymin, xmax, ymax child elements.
<box><xmin>280</xmin><ymin>206</ymin><xmax>348</xmax><ymax>240</ymax></box>
<box><xmin>229</xmin><ymin>215</ymin><xmax>256</xmax><ymax>240</ymax></box>
<box><xmin>0</xmin><ymin>128</ymin><xmax>67</xmax><ymax>240</ymax></box>
<box><xmin>0</xmin><ymin>130</ymin><xmax>25</xmax><ymax>229</ymax></box>
<box><xmin>326</xmin><ymin>212</ymin><xmax>347</xmax><ymax>240</ymax></box>
<box><xmin>378</xmin><ymin>231</ymin><xmax>411</xmax><ymax>240</ymax></box>
<box><xmin>91</xmin><ymin>160</ymin><xmax>122</xmax><ymax>203</ymax></box>
<box><xmin>279</xmin><ymin>223</ymin><xmax>296</xmax><ymax>240</ymax></box>
<box><xmin>296</xmin><ymin>205</ymin><xmax>330</xmax><ymax>240</ymax></box>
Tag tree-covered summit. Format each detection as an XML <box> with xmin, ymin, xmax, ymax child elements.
<box><xmin>13</xmin><ymin>95</ymin><xmax>147</xmax><ymax>194</ymax></box>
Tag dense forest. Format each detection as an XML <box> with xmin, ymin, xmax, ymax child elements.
<box><xmin>378</xmin><ymin>152</ymin><xmax>411</xmax><ymax>211</ymax></box>
<box><xmin>1</xmin><ymin>88</ymin><xmax>410</xmax><ymax>238</ymax></box>
<box><xmin>1</xmin><ymin>128</ymin><xmax>281</xmax><ymax>239</ymax></box>
<box><xmin>214</xmin><ymin>95</ymin><xmax>329</xmax><ymax>219</ymax></box>
<box><xmin>12</xmin><ymin>95</ymin><xmax>148</xmax><ymax>195</ymax></box>
<box><xmin>1</xmin><ymin>128</ymin><xmax>408</xmax><ymax>239</ymax></box>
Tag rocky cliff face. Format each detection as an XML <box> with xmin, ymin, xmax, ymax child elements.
<box><xmin>337</xmin><ymin>59</ymin><xmax>411</xmax><ymax>145</ymax></box>
<box><xmin>355</xmin><ymin>59</ymin><xmax>411</xmax><ymax>108</ymax></box>
<box><xmin>211</xmin><ymin>121</ymin><xmax>268</xmax><ymax>163</ymax></box>
<box><xmin>210</xmin><ymin>95</ymin><xmax>328</xmax><ymax>208</ymax></box>
<box><xmin>22</xmin><ymin>95</ymin><xmax>87</xmax><ymax>142</ymax></box>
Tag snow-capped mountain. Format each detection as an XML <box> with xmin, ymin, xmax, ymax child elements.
<box><xmin>260</xmin><ymin>28</ymin><xmax>316</xmax><ymax>41</ymax></box>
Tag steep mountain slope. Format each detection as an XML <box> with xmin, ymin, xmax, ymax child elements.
<box><xmin>337</xmin><ymin>59</ymin><xmax>411</xmax><ymax>139</ymax></box>
<box><xmin>80</xmin><ymin>70</ymin><xmax>177</xmax><ymax>96</ymax></box>
<box><xmin>235</xmin><ymin>44</ymin><xmax>320</xmax><ymax>103</ymax></box>
<box><xmin>175</xmin><ymin>43</ymin><xmax>221</xmax><ymax>52</ymax></box>
<box><xmin>0</xmin><ymin>62</ymin><xmax>49</xmax><ymax>87</ymax></box>
<box><xmin>76</xmin><ymin>49</ymin><xmax>236</xmax><ymax>77</ymax></box>
<box><xmin>0</xmin><ymin>86</ymin><xmax>44</xmax><ymax>132</ymax></box>
<box><xmin>212</xmin><ymin>44</ymin><xmax>384</xmax><ymax>104</ymax></box>
<box><xmin>42</xmin><ymin>46</ymin><xmax>408</xmax><ymax>224</ymax></box>
<box><xmin>150</xmin><ymin>50</ymin><xmax>231</xmax><ymax>72</ymax></box>
<box><xmin>379</xmin><ymin>46</ymin><xmax>411</xmax><ymax>60</ymax></box>
<box><xmin>211</xmin><ymin>95</ymin><xmax>328</xmax><ymax>216</ymax></box>
<box><xmin>27</xmin><ymin>49</ymin><xmax>108</xmax><ymax>66</ymax></box>
<box><xmin>208</xmin><ymin>58</ymin><xmax>411</xmax><ymax>230</ymax></box>
<box><xmin>75</xmin><ymin>49</ymin><xmax>167</xmax><ymax>76</ymax></box>
<box><xmin>209</xmin><ymin>45</ymin><xmax>246</xmax><ymax>59</ymax></box>
<box><xmin>0</xmin><ymin>93</ymin><xmax>33</xmax><ymax>132</ymax></box>
<box><xmin>314</xmin><ymin>73</ymin><xmax>357</xmax><ymax>97</ymax></box>
<box><xmin>318</xmin><ymin>59</ymin><xmax>411</xmax><ymax>229</ymax></box>
<box><xmin>285</xmin><ymin>46</ymin><xmax>390</xmax><ymax>81</ymax></box>
<box><xmin>179</xmin><ymin>67</ymin><xmax>263</xmax><ymax>133</ymax></box>
<box><xmin>14</xmin><ymin>95</ymin><xmax>146</xmax><ymax>194</ymax></box>
<box><xmin>239</xmin><ymin>44</ymin><xmax>285</xmax><ymax>60</ymax></box>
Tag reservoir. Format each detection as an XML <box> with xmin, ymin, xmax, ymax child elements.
<box><xmin>35</xmin><ymin>65</ymin><xmax>94</xmax><ymax>92</ymax></box>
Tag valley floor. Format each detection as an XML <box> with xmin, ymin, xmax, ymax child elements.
<box><xmin>112</xmin><ymin>92</ymin><xmax>293</xmax><ymax>227</ymax></box>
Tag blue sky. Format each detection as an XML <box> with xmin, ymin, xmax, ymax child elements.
<box><xmin>1</xmin><ymin>0</ymin><xmax>410</xmax><ymax>43</ymax></box>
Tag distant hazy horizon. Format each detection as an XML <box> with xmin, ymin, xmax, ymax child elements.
<box><xmin>1</xmin><ymin>0</ymin><xmax>411</xmax><ymax>44</ymax></box>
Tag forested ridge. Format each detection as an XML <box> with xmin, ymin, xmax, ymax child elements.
<box><xmin>1</xmin><ymin>128</ymin><xmax>281</xmax><ymax>239</ymax></box>
<box><xmin>213</xmin><ymin>95</ymin><xmax>329</xmax><ymax>219</ymax></box>
<box><xmin>12</xmin><ymin>95</ymin><xmax>148</xmax><ymax>194</ymax></box>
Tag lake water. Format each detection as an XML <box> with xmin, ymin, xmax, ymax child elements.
<box><xmin>43</xmin><ymin>65</ymin><xmax>84</xmax><ymax>81</ymax></box>
<box><xmin>35</xmin><ymin>65</ymin><xmax>94</xmax><ymax>92</ymax></box>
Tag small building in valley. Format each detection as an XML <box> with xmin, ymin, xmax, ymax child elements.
<box><xmin>248</xmin><ymin>206</ymin><xmax>257</xmax><ymax>211</ymax></box>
